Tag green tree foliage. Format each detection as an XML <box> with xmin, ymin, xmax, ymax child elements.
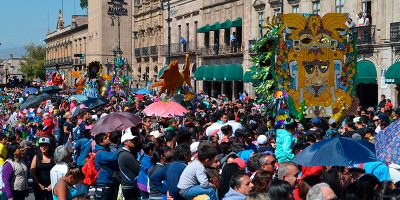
<box><xmin>20</xmin><ymin>44</ymin><xmax>46</xmax><ymax>81</ymax></box>
<box><xmin>80</xmin><ymin>0</ymin><xmax>88</xmax><ymax>9</ymax></box>
<box><xmin>251</xmin><ymin>23</ymin><xmax>280</xmax><ymax>103</ymax></box>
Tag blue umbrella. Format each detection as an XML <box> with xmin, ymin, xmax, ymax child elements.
<box><xmin>22</xmin><ymin>87</ymin><xmax>38</xmax><ymax>96</ymax></box>
<box><xmin>375</xmin><ymin>119</ymin><xmax>400</xmax><ymax>164</ymax></box>
<box><xmin>82</xmin><ymin>97</ymin><xmax>109</xmax><ymax>110</ymax></box>
<box><xmin>43</xmin><ymin>86</ymin><xmax>63</xmax><ymax>94</ymax></box>
<box><xmin>20</xmin><ymin>93</ymin><xmax>50</xmax><ymax>110</ymax></box>
<box><xmin>68</xmin><ymin>95</ymin><xmax>88</xmax><ymax>103</ymax></box>
<box><xmin>292</xmin><ymin>136</ymin><xmax>376</xmax><ymax>166</ymax></box>
<box><xmin>136</xmin><ymin>88</ymin><xmax>151</xmax><ymax>95</ymax></box>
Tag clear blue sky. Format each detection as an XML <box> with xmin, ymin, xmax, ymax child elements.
<box><xmin>0</xmin><ymin>0</ymin><xmax>86</xmax><ymax>50</ymax></box>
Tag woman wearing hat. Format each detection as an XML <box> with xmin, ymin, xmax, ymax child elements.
<box><xmin>30</xmin><ymin>137</ymin><xmax>55</xmax><ymax>200</ymax></box>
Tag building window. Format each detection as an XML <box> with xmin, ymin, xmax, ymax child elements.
<box><xmin>312</xmin><ymin>1</ymin><xmax>320</xmax><ymax>15</ymax></box>
<box><xmin>335</xmin><ymin>0</ymin><xmax>344</xmax><ymax>13</ymax></box>
<box><xmin>292</xmin><ymin>5</ymin><xmax>299</xmax><ymax>13</ymax></box>
<box><xmin>274</xmin><ymin>8</ymin><xmax>281</xmax><ymax>16</ymax></box>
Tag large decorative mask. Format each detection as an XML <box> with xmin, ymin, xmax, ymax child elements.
<box><xmin>275</xmin><ymin>13</ymin><xmax>356</xmax><ymax>118</ymax></box>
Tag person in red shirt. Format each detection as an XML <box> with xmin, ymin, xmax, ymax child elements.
<box><xmin>385</xmin><ymin>99</ymin><xmax>393</xmax><ymax>111</ymax></box>
<box><xmin>41</xmin><ymin>113</ymin><xmax>54</xmax><ymax>137</ymax></box>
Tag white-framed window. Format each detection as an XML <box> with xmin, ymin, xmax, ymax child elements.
<box><xmin>312</xmin><ymin>1</ymin><xmax>320</xmax><ymax>15</ymax></box>
<box><xmin>335</xmin><ymin>0</ymin><xmax>345</xmax><ymax>13</ymax></box>
<box><xmin>292</xmin><ymin>5</ymin><xmax>299</xmax><ymax>13</ymax></box>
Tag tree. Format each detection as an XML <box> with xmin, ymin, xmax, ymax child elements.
<box><xmin>80</xmin><ymin>0</ymin><xmax>88</xmax><ymax>9</ymax></box>
<box><xmin>20</xmin><ymin>44</ymin><xmax>46</xmax><ymax>81</ymax></box>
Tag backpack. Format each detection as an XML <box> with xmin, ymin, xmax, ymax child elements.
<box><xmin>82</xmin><ymin>150</ymin><xmax>101</xmax><ymax>186</ymax></box>
<box><xmin>73</xmin><ymin>139</ymin><xmax>92</xmax><ymax>164</ymax></box>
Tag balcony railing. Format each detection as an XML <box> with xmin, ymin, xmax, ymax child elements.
<box><xmin>142</xmin><ymin>47</ymin><xmax>149</xmax><ymax>56</ymax></box>
<box><xmin>150</xmin><ymin>46</ymin><xmax>158</xmax><ymax>56</ymax></box>
<box><xmin>390</xmin><ymin>22</ymin><xmax>400</xmax><ymax>42</ymax></box>
<box><xmin>197</xmin><ymin>43</ymin><xmax>243</xmax><ymax>57</ymax></box>
<box><xmin>134</xmin><ymin>48</ymin><xmax>141</xmax><ymax>57</ymax></box>
<box><xmin>160</xmin><ymin>42</ymin><xmax>197</xmax><ymax>56</ymax></box>
<box><xmin>268</xmin><ymin>0</ymin><xmax>282</xmax><ymax>3</ymax></box>
<box><xmin>353</xmin><ymin>25</ymin><xmax>376</xmax><ymax>45</ymax></box>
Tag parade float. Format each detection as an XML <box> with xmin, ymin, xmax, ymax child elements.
<box><xmin>253</xmin><ymin>13</ymin><xmax>357</xmax><ymax>124</ymax></box>
<box><xmin>46</xmin><ymin>68</ymin><xmax>65</xmax><ymax>87</ymax></box>
<box><xmin>151</xmin><ymin>54</ymin><xmax>195</xmax><ymax>102</ymax></box>
<box><xmin>74</xmin><ymin>61</ymin><xmax>108</xmax><ymax>98</ymax></box>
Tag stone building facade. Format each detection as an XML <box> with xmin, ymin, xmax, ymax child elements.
<box><xmin>160</xmin><ymin>0</ymin><xmax>201</xmax><ymax>91</ymax></box>
<box><xmin>44</xmin><ymin>0</ymin><xmax>400</xmax><ymax>105</ymax></box>
<box><xmin>45</xmin><ymin>12</ymin><xmax>88</xmax><ymax>86</ymax></box>
<box><xmin>132</xmin><ymin>0</ymin><xmax>164</xmax><ymax>88</ymax></box>
<box><xmin>0</xmin><ymin>57</ymin><xmax>23</xmax><ymax>85</ymax></box>
<box><xmin>45</xmin><ymin>0</ymin><xmax>133</xmax><ymax>86</ymax></box>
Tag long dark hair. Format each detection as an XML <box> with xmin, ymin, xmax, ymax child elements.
<box><xmin>268</xmin><ymin>179</ymin><xmax>293</xmax><ymax>200</ymax></box>
<box><xmin>251</xmin><ymin>170</ymin><xmax>273</xmax><ymax>193</ymax></box>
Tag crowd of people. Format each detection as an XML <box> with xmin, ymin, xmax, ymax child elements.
<box><xmin>0</xmin><ymin>86</ymin><xmax>400</xmax><ymax>200</ymax></box>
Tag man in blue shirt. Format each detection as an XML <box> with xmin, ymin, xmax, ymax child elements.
<box><xmin>93</xmin><ymin>132</ymin><xmax>119</xmax><ymax>200</ymax></box>
<box><xmin>150</xmin><ymin>144</ymin><xmax>191</xmax><ymax>200</ymax></box>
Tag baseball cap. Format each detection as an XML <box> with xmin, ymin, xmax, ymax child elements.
<box><xmin>233</xmin><ymin>158</ymin><xmax>246</xmax><ymax>171</ymax></box>
<box><xmin>353</xmin><ymin>117</ymin><xmax>361</xmax><ymax>124</ymax></box>
<box><xmin>190</xmin><ymin>141</ymin><xmax>200</xmax><ymax>154</ymax></box>
<box><xmin>257</xmin><ymin>135</ymin><xmax>268</xmax><ymax>145</ymax></box>
<box><xmin>150</xmin><ymin>130</ymin><xmax>164</xmax><ymax>139</ymax></box>
<box><xmin>121</xmin><ymin>133</ymin><xmax>137</xmax><ymax>143</ymax></box>
<box><xmin>311</xmin><ymin>117</ymin><xmax>320</xmax><ymax>124</ymax></box>
<box><xmin>38</xmin><ymin>137</ymin><xmax>51</xmax><ymax>145</ymax></box>
<box><xmin>328</xmin><ymin>118</ymin><xmax>337</xmax><ymax>125</ymax></box>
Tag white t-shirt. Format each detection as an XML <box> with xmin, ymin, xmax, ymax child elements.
<box><xmin>50</xmin><ymin>163</ymin><xmax>68</xmax><ymax>188</ymax></box>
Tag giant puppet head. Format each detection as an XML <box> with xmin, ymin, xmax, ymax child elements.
<box><xmin>275</xmin><ymin>13</ymin><xmax>356</xmax><ymax>118</ymax></box>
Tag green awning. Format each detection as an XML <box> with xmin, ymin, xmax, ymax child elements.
<box><xmin>158</xmin><ymin>66</ymin><xmax>168</xmax><ymax>78</ymax></box>
<box><xmin>385</xmin><ymin>62</ymin><xmax>400</xmax><ymax>84</ymax></box>
<box><xmin>197</xmin><ymin>24</ymin><xmax>210</xmax><ymax>33</ymax></box>
<box><xmin>194</xmin><ymin>65</ymin><xmax>206</xmax><ymax>80</ymax></box>
<box><xmin>203</xmin><ymin>65</ymin><xmax>216</xmax><ymax>81</ymax></box>
<box><xmin>213</xmin><ymin>65</ymin><xmax>226</xmax><ymax>81</ymax></box>
<box><xmin>232</xmin><ymin>17</ymin><xmax>243</xmax><ymax>27</ymax></box>
<box><xmin>221</xmin><ymin>20</ymin><xmax>232</xmax><ymax>29</ymax></box>
<box><xmin>355</xmin><ymin>60</ymin><xmax>377</xmax><ymax>84</ymax></box>
<box><xmin>195</xmin><ymin>64</ymin><xmax>243</xmax><ymax>81</ymax></box>
<box><xmin>244</xmin><ymin>66</ymin><xmax>257</xmax><ymax>83</ymax></box>
<box><xmin>223</xmin><ymin>64</ymin><xmax>243</xmax><ymax>81</ymax></box>
<box><xmin>209</xmin><ymin>22</ymin><xmax>221</xmax><ymax>31</ymax></box>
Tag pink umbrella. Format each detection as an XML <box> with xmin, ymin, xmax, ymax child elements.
<box><xmin>142</xmin><ymin>101</ymin><xmax>188</xmax><ymax>117</ymax></box>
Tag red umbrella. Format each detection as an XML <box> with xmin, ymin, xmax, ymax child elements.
<box><xmin>142</xmin><ymin>101</ymin><xmax>188</xmax><ymax>117</ymax></box>
<box><xmin>91</xmin><ymin>112</ymin><xmax>142</xmax><ymax>135</ymax></box>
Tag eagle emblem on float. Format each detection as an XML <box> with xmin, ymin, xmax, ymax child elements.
<box><xmin>152</xmin><ymin>54</ymin><xmax>195</xmax><ymax>101</ymax></box>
